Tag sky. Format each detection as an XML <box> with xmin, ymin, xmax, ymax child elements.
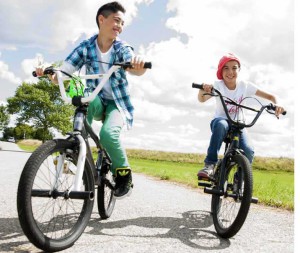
<box><xmin>0</xmin><ymin>0</ymin><xmax>295</xmax><ymax>159</ymax></box>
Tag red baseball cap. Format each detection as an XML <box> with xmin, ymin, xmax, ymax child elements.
<box><xmin>216</xmin><ymin>53</ymin><xmax>241</xmax><ymax>80</ymax></box>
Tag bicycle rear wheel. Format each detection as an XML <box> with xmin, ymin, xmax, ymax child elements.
<box><xmin>97</xmin><ymin>160</ymin><xmax>116</xmax><ymax>219</ymax></box>
<box><xmin>17</xmin><ymin>139</ymin><xmax>95</xmax><ymax>252</ymax></box>
<box><xmin>211</xmin><ymin>154</ymin><xmax>252</xmax><ymax>238</ymax></box>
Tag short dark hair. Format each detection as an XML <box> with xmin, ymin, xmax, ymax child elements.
<box><xmin>96</xmin><ymin>1</ymin><xmax>126</xmax><ymax>28</ymax></box>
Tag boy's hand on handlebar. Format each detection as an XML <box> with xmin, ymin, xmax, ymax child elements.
<box><xmin>131</xmin><ymin>56</ymin><xmax>145</xmax><ymax>70</ymax></box>
<box><xmin>127</xmin><ymin>56</ymin><xmax>147</xmax><ymax>76</ymax></box>
<box><xmin>202</xmin><ymin>84</ymin><xmax>213</xmax><ymax>93</ymax></box>
<box><xmin>274</xmin><ymin>104</ymin><xmax>285</xmax><ymax>117</ymax></box>
<box><xmin>34</xmin><ymin>66</ymin><xmax>57</xmax><ymax>84</ymax></box>
<box><xmin>35</xmin><ymin>67</ymin><xmax>45</xmax><ymax>77</ymax></box>
<box><xmin>197</xmin><ymin>83</ymin><xmax>214</xmax><ymax>103</ymax></box>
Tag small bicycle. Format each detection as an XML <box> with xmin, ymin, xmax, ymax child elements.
<box><xmin>17</xmin><ymin>61</ymin><xmax>151</xmax><ymax>252</ymax></box>
<box><xmin>192</xmin><ymin>83</ymin><xmax>286</xmax><ymax>238</ymax></box>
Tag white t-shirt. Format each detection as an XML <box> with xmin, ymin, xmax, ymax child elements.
<box><xmin>95</xmin><ymin>41</ymin><xmax>113</xmax><ymax>100</ymax></box>
<box><xmin>213</xmin><ymin>80</ymin><xmax>258</xmax><ymax>120</ymax></box>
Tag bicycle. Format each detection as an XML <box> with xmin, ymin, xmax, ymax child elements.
<box><xmin>192</xmin><ymin>83</ymin><xmax>286</xmax><ymax>238</ymax></box>
<box><xmin>16</xmin><ymin>61</ymin><xmax>151</xmax><ymax>252</ymax></box>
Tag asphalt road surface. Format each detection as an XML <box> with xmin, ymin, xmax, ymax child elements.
<box><xmin>0</xmin><ymin>141</ymin><xmax>294</xmax><ymax>253</ymax></box>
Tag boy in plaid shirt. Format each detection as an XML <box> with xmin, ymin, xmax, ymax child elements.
<box><xmin>36</xmin><ymin>2</ymin><xmax>148</xmax><ymax>198</ymax></box>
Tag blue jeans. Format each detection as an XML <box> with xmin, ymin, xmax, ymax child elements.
<box><xmin>204</xmin><ymin>117</ymin><xmax>254</xmax><ymax>165</ymax></box>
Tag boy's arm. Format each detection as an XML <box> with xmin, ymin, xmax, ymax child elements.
<box><xmin>255</xmin><ymin>89</ymin><xmax>277</xmax><ymax>104</ymax></box>
<box><xmin>255</xmin><ymin>89</ymin><xmax>285</xmax><ymax>116</ymax></box>
<box><xmin>35</xmin><ymin>61</ymin><xmax>77</xmax><ymax>85</ymax></box>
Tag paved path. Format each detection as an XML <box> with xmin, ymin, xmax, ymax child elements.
<box><xmin>0</xmin><ymin>141</ymin><xmax>294</xmax><ymax>253</ymax></box>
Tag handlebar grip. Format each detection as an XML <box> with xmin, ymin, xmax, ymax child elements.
<box><xmin>144</xmin><ymin>62</ymin><xmax>152</xmax><ymax>69</ymax></box>
<box><xmin>192</xmin><ymin>83</ymin><xmax>203</xmax><ymax>90</ymax></box>
<box><xmin>32</xmin><ymin>66</ymin><xmax>55</xmax><ymax>77</ymax></box>
<box><xmin>44</xmin><ymin>67</ymin><xmax>55</xmax><ymax>75</ymax></box>
<box><xmin>268</xmin><ymin>104</ymin><xmax>287</xmax><ymax>115</ymax></box>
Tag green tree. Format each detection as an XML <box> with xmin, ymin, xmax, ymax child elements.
<box><xmin>14</xmin><ymin>123</ymin><xmax>35</xmax><ymax>140</ymax></box>
<box><xmin>33</xmin><ymin>127</ymin><xmax>53</xmax><ymax>141</ymax></box>
<box><xmin>2</xmin><ymin>127</ymin><xmax>14</xmax><ymax>140</ymax></box>
<box><xmin>7</xmin><ymin>79</ymin><xmax>74</xmax><ymax>142</ymax></box>
<box><xmin>0</xmin><ymin>105</ymin><xmax>10</xmax><ymax>131</ymax></box>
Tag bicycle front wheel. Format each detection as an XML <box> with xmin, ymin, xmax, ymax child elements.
<box><xmin>211</xmin><ymin>153</ymin><xmax>253</xmax><ymax>238</ymax></box>
<box><xmin>17</xmin><ymin>139</ymin><xmax>95</xmax><ymax>252</ymax></box>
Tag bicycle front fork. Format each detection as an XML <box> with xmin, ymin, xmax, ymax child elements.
<box><xmin>54</xmin><ymin>134</ymin><xmax>87</xmax><ymax>192</ymax></box>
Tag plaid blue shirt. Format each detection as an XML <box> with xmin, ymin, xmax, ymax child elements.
<box><xmin>65</xmin><ymin>34</ymin><xmax>135</xmax><ymax>129</ymax></box>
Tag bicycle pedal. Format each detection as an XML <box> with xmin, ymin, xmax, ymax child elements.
<box><xmin>251</xmin><ymin>197</ymin><xmax>259</xmax><ymax>204</ymax></box>
<box><xmin>198</xmin><ymin>176</ymin><xmax>215</xmax><ymax>182</ymax></box>
<box><xmin>204</xmin><ymin>187</ymin><xmax>223</xmax><ymax>195</ymax></box>
<box><xmin>198</xmin><ymin>181</ymin><xmax>212</xmax><ymax>188</ymax></box>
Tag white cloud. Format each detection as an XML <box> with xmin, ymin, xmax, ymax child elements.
<box><xmin>0</xmin><ymin>0</ymin><xmax>153</xmax><ymax>52</ymax></box>
<box><xmin>0</xmin><ymin>61</ymin><xmax>21</xmax><ymax>85</ymax></box>
<box><xmin>165</xmin><ymin>0</ymin><xmax>293</xmax><ymax>69</ymax></box>
<box><xmin>132</xmin><ymin>98</ymin><xmax>187</xmax><ymax>123</ymax></box>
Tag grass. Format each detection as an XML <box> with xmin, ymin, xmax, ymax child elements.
<box><xmin>16</xmin><ymin>140</ymin><xmax>294</xmax><ymax>210</ymax></box>
<box><xmin>17</xmin><ymin>139</ymin><xmax>42</xmax><ymax>152</ymax></box>
<box><xmin>253</xmin><ymin>170</ymin><xmax>294</xmax><ymax>210</ymax></box>
<box><xmin>126</xmin><ymin>149</ymin><xmax>294</xmax><ymax>210</ymax></box>
<box><xmin>129</xmin><ymin>157</ymin><xmax>294</xmax><ymax>210</ymax></box>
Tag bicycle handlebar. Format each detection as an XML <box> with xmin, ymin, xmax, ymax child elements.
<box><xmin>32</xmin><ymin>61</ymin><xmax>152</xmax><ymax>77</ymax></box>
<box><xmin>32</xmin><ymin>61</ymin><xmax>151</xmax><ymax>105</ymax></box>
<box><xmin>192</xmin><ymin>82</ymin><xmax>286</xmax><ymax>128</ymax></box>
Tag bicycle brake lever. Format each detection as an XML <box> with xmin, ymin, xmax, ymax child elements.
<box><xmin>204</xmin><ymin>92</ymin><xmax>218</xmax><ymax>97</ymax></box>
<box><xmin>114</xmin><ymin>62</ymin><xmax>132</xmax><ymax>69</ymax></box>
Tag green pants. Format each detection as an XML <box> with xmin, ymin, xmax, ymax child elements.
<box><xmin>87</xmin><ymin>96</ymin><xmax>129</xmax><ymax>174</ymax></box>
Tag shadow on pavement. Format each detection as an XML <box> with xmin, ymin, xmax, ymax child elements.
<box><xmin>88</xmin><ymin>210</ymin><xmax>230</xmax><ymax>250</ymax></box>
<box><xmin>0</xmin><ymin>217</ymin><xmax>40</xmax><ymax>252</ymax></box>
<box><xmin>0</xmin><ymin>210</ymin><xmax>230</xmax><ymax>252</ymax></box>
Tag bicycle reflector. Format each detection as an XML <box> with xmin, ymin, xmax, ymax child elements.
<box><xmin>66</xmin><ymin>78</ymin><xmax>84</xmax><ymax>98</ymax></box>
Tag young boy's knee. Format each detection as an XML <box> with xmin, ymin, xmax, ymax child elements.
<box><xmin>213</xmin><ymin>120</ymin><xmax>229</xmax><ymax>133</ymax></box>
<box><xmin>100</xmin><ymin>126</ymin><xmax>121</xmax><ymax>145</ymax></box>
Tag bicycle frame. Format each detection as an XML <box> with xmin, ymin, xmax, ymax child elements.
<box><xmin>54</xmin><ymin>65</ymin><xmax>121</xmax><ymax>192</ymax></box>
<box><xmin>35</xmin><ymin>61</ymin><xmax>151</xmax><ymax>194</ymax></box>
<box><xmin>215</xmin><ymin>126</ymin><xmax>245</xmax><ymax>196</ymax></box>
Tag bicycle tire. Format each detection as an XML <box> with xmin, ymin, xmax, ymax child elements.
<box><xmin>97</xmin><ymin>162</ymin><xmax>116</xmax><ymax>219</ymax></box>
<box><xmin>17</xmin><ymin>139</ymin><xmax>95</xmax><ymax>252</ymax></box>
<box><xmin>211</xmin><ymin>153</ymin><xmax>252</xmax><ymax>238</ymax></box>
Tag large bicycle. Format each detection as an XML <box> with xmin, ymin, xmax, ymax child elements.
<box><xmin>17</xmin><ymin>61</ymin><xmax>151</xmax><ymax>252</ymax></box>
<box><xmin>192</xmin><ymin>83</ymin><xmax>286</xmax><ymax>238</ymax></box>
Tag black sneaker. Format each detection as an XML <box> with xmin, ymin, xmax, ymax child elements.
<box><xmin>114</xmin><ymin>168</ymin><xmax>133</xmax><ymax>199</ymax></box>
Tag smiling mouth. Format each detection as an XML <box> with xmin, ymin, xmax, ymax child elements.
<box><xmin>226</xmin><ymin>75</ymin><xmax>235</xmax><ymax>79</ymax></box>
<box><xmin>113</xmin><ymin>28</ymin><xmax>120</xmax><ymax>34</ymax></box>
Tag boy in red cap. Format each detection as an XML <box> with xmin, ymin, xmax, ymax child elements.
<box><xmin>197</xmin><ymin>53</ymin><xmax>285</xmax><ymax>179</ymax></box>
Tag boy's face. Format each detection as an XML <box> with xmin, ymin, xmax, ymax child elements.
<box><xmin>98</xmin><ymin>11</ymin><xmax>125</xmax><ymax>40</ymax></box>
<box><xmin>222</xmin><ymin>60</ymin><xmax>240</xmax><ymax>84</ymax></box>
